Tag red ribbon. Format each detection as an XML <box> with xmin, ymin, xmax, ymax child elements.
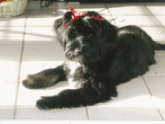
<box><xmin>91</xmin><ymin>14</ymin><xmax>104</xmax><ymax>31</ymax></box>
<box><xmin>64</xmin><ymin>6</ymin><xmax>104</xmax><ymax>31</ymax></box>
<box><xmin>64</xmin><ymin>6</ymin><xmax>86</xmax><ymax>27</ymax></box>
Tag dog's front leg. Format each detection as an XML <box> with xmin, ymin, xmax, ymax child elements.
<box><xmin>36</xmin><ymin>79</ymin><xmax>117</xmax><ymax>109</ymax></box>
<box><xmin>22</xmin><ymin>64</ymin><xmax>66</xmax><ymax>89</ymax></box>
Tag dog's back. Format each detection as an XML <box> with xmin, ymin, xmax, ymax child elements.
<box><xmin>112</xmin><ymin>25</ymin><xmax>165</xmax><ymax>84</ymax></box>
<box><xmin>118</xmin><ymin>25</ymin><xmax>165</xmax><ymax>51</ymax></box>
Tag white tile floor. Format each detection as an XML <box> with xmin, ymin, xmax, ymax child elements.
<box><xmin>0</xmin><ymin>1</ymin><xmax>165</xmax><ymax>121</ymax></box>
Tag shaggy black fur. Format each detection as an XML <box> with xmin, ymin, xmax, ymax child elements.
<box><xmin>23</xmin><ymin>10</ymin><xmax>165</xmax><ymax>109</ymax></box>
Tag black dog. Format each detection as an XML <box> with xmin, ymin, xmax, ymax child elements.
<box><xmin>23</xmin><ymin>7</ymin><xmax>165</xmax><ymax>109</ymax></box>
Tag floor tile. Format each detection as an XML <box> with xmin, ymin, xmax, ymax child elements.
<box><xmin>15</xmin><ymin>106</ymin><xmax>88</xmax><ymax>120</ymax></box>
<box><xmin>22</xmin><ymin>43</ymin><xmax>66</xmax><ymax>61</ymax></box>
<box><xmin>98</xmin><ymin>9</ymin><xmax>110</xmax><ymax>17</ymax></box>
<box><xmin>24</xmin><ymin>26</ymin><xmax>60</xmax><ymax>43</ymax></box>
<box><xmin>143</xmin><ymin>76</ymin><xmax>165</xmax><ymax>120</ymax></box>
<box><xmin>0</xmin><ymin>37</ymin><xmax>23</xmax><ymax>44</ymax></box>
<box><xmin>27</xmin><ymin>1</ymin><xmax>67</xmax><ymax>17</ymax></box>
<box><xmin>0</xmin><ymin>44</ymin><xmax>22</xmax><ymax>61</ymax></box>
<box><xmin>66</xmin><ymin>3</ymin><xmax>106</xmax><ymax>12</ymax></box>
<box><xmin>48</xmin><ymin>1</ymin><xmax>67</xmax><ymax>10</ymax></box>
<box><xmin>24</xmin><ymin>37</ymin><xmax>57</xmax><ymax>44</ymax></box>
<box><xmin>48</xmin><ymin>2</ymin><xmax>67</xmax><ymax>16</ymax></box>
<box><xmin>141</xmin><ymin>27</ymin><xmax>165</xmax><ymax>42</ymax></box>
<box><xmin>15</xmin><ymin>62</ymin><xmax>87</xmax><ymax>120</ymax></box>
<box><xmin>114</xmin><ymin>16</ymin><xmax>162</xmax><ymax>27</ymax></box>
<box><xmin>28</xmin><ymin>0</ymin><xmax>66</xmax><ymax>10</ymax></box>
<box><xmin>26</xmin><ymin>16</ymin><xmax>62</xmax><ymax>27</ymax></box>
<box><xmin>0</xmin><ymin>44</ymin><xmax>22</xmax><ymax>119</ymax></box>
<box><xmin>25</xmin><ymin>27</ymin><xmax>55</xmax><ymax>39</ymax></box>
<box><xmin>0</xmin><ymin>17</ymin><xmax>26</xmax><ymax>27</ymax></box>
<box><xmin>28</xmin><ymin>0</ymin><xmax>46</xmax><ymax>10</ymax></box>
<box><xmin>87</xmin><ymin>77</ymin><xmax>161</xmax><ymax>120</ymax></box>
<box><xmin>155</xmin><ymin>16</ymin><xmax>165</xmax><ymax>27</ymax></box>
<box><xmin>98</xmin><ymin>9</ymin><xmax>117</xmax><ymax>26</ymax></box>
<box><xmin>144</xmin><ymin>55</ymin><xmax>165</xmax><ymax>77</ymax></box>
<box><xmin>27</xmin><ymin>9</ymin><xmax>65</xmax><ymax>18</ymax></box>
<box><xmin>0</xmin><ymin>61</ymin><xmax>19</xmax><ymax>119</ymax></box>
<box><xmin>27</xmin><ymin>2</ymin><xmax>81</xmax><ymax>26</ymax></box>
<box><xmin>0</xmin><ymin>27</ymin><xmax>24</xmax><ymax>37</ymax></box>
<box><xmin>107</xmin><ymin>3</ymin><xmax>152</xmax><ymax>16</ymax></box>
<box><xmin>144</xmin><ymin>2</ymin><xmax>165</xmax><ymax>16</ymax></box>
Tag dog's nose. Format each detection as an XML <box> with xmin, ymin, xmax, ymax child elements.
<box><xmin>75</xmin><ymin>48</ymin><xmax>82</xmax><ymax>55</ymax></box>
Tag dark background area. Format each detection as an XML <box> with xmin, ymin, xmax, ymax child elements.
<box><xmin>63</xmin><ymin>0</ymin><xmax>165</xmax><ymax>2</ymax></box>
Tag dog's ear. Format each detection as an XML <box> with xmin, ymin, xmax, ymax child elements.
<box><xmin>85</xmin><ymin>11</ymin><xmax>118</xmax><ymax>46</ymax></box>
<box><xmin>96</xmin><ymin>19</ymin><xmax>118</xmax><ymax>56</ymax></box>
<box><xmin>85</xmin><ymin>11</ymin><xmax>100</xmax><ymax>17</ymax></box>
<box><xmin>100</xmin><ymin>19</ymin><xmax>118</xmax><ymax>45</ymax></box>
<box><xmin>54</xmin><ymin>18</ymin><xmax>63</xmax><ymax>30</ymax></box>
<box><xmin>54</xmin><ymin>11</ymin><xmax>73</xmax><ymax>49</ymax></box>
<box><xmin>54</xmin><ymin>11</ymin><xmax>72</xmax><ymax>31</ymax></box>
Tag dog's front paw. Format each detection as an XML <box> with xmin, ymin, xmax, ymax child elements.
<box><xmin>22</xmin><ymin>76</ymin><xmax>35</xmax><ymax>89</ymax></box>
<box><xmin>36</xmin><ymin>96</ymin><xmax>61</xmax><ymax>109</ymax></box>
<box><xmin>22</xmin><ymin>74</ymin><xmax>46</xmax><ymax>89</ymax></box>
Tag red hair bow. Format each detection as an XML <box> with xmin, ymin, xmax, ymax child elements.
<box><xmin>64</xmin><ymin>6</ymin><xmax>104</xmax><ymax>31</ymax></box>
<box><xmin>64</xmin><ymin>6</ymin><xmax>86</xmax><ymax>27</ymax></box>
<box><xmin>91</xmin><ymin>14</ymin><xmax>104</xmax><ymax>31</ymax></box>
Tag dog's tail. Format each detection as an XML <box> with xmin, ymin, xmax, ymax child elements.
<box><xmin>153</xmin><ymin>41</ymin><xmax>165</xmax><ymax>50</ymax></box>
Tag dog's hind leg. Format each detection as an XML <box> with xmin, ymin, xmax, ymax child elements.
<box><xmin>22</xmin><ymin>64</ymin><xmax>66</xmax><ymax>89</ymax></box>
<box><xmin>147</xmin><ymin>51</ymin><xmax>156</xmax><ymax>65</ymax></box>
<box><xmin>36</xmin><ymin>79</ymin><xmax>117</xmax><ymax>109</ymax></box>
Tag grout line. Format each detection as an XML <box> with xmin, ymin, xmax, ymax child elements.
<box><xmin>104</xmin><ymin>3</ymin><xmax>118</xmax><ymax>28</ymax></box>
<box><xmin>142</xmin><ymin>3</ymin><xmax>165</xmax><ymax>31</ymax></box>
<box><xmin>144</xmin><ymin>75</ymin><xmax>165</xmax><ymax>78</ymax></box>
<box><xmin>13</xmin><ymin>4</ymin><xmax>28</xmax><ymax>120</ymax></box>
<box><xmin>141</xmin><ymin>76</ymin><xmax>164</xmax><ymax>120</ymax></box>
<box><xmin>98</xmin><ymin>8</ymin><xmax>107</xmax><ymax>13</ymax></box>
<box><xmin>85</xmin><ymin>107</ymin><xmax>89</xmax><ymax>120</ymax></box>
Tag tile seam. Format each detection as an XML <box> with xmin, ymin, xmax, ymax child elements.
<box><xmin>104</xmin><ymin>3</ymin><xmax>118</xmax><ymax>28</ymax></box>
<box><xmin>141</xmin><ymin>76</ymin><xmax>164</xmax><ymax>120</ymax></box>
<box><xmin>143</xmin><ymin>3</ymin><xmax>165</xmax><ymax>31</ymax></box>
<box><xmin>13</xmin><ymin>4</ymin><xmax>29</xmax><ymax>120</ymax></box>
<box><xmin>85</xmin><ymin>107</ymin><xmax>89</xmax><ymax>120</ymax></box>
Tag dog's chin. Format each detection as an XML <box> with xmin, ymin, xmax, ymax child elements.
<box><xmin>65</xmin><ymin>51</ymin><xmax>102</xmax><ymax>64</ymax></box>
<box><xmin>67</xmin><ymin>56</ymin><xmax>85</xmax><ymax>64</ymax></box>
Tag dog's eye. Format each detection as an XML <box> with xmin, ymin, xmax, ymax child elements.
<box><xmin>88</xmin><ymin>34</ymin><xmax>93</xmax><ymax>38</ymax></box>
<box><xmin>72</xmin><ymin>31</ymin><xmax>77</xmax><ymax>35</ymax></box>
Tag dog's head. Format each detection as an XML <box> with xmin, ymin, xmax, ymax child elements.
<box><xmin>54</xmin><ymin>7</ymin><xmax>118</xmax><ymax>64</ymax></box>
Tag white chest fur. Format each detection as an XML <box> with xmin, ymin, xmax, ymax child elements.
<box><xmin>64</xmin><ymin>61</ymin><xmax>83</xmax><ymax>88</ymax></box>
<box><xmin>67</xmin><ymin>61</ymin><xmax>81</xmax><ymax>75</ymax></box>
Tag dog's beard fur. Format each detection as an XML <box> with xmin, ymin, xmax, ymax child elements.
<box><xmin>63</xmin><ymin>29</ymin><xmax>102</xmax><ymax>64</ymax></box>
<box><xmin>22</xmin><ymin>10</ymin><xmax>165</xmax><ymax>109</ymax></box>
<box><xmin>64</xmin><ymin>44</ymin><xmax>102</xmax><ymax>64</ymax></box>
